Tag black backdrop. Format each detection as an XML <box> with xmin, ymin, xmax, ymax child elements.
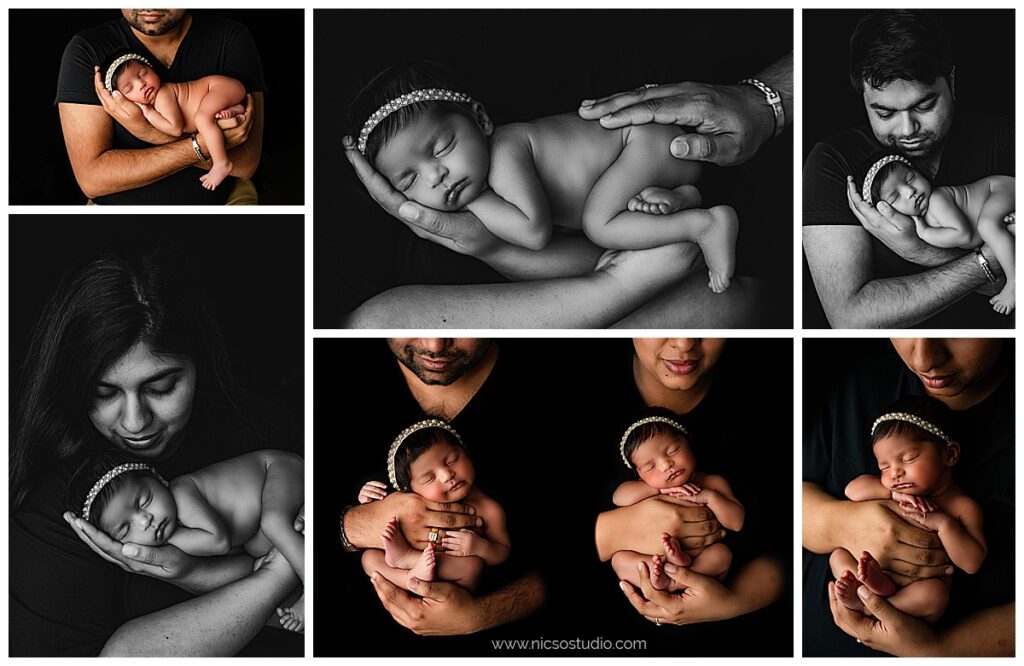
<box><xmin>314</xmin><ymin>9</ymin><xmax>794</xmax><ymax>326</ymax></box>
<box><xmin>8</xmin><ymin>9</ymin><xmax>304</xmax><ymax>205</ymax></box>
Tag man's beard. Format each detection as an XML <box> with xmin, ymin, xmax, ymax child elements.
<box><xmin>394</xmin><ymin>342</ymin><xmax>490</xmax><ymax>386</ymax></box>
<box><xmin>123</xmin><ymin>10</ymin><xmax>187</xmax><ymax>36</ymax></box>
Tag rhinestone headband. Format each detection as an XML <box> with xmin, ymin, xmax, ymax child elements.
<box><xmin>387</xmin><ymin>419</ymin><xmax>464</xmax><ymax>490</ymax></box>
<box><xmin>871</xmin><ymin>412</ymin><xmax>951</xmax><ymax>444</ymax></box>
<box><xmin>357</xmin><ymin>88</ymin><xmax>475</xmax><ymax>154</ymax></box>
<box><xmin>104</xmin><ymin>53</ymin><xmax>153</xmax><ymax>94</ymax></box>
<box><xmin>861</xmin><ymin>154</ymin><xmax>913</xmax><ymax>205</ymax></box>
<box><xmin>620</xmin><ymin>416</ymin><xmax>689</xmax><ymax>468</ymax></box>
<box><xmin>81</xmin><ymin>462</ymin><xmax>165</xmax><ymax>520</ymax></box>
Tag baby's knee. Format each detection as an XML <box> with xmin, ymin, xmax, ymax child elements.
<box><xmin>829</xmin><ymin>548</ymin><xmax>854</xmax><ymax>574</ymax></box>
<box><xmin>700</xmin><ymin>542</ymin><xmax>732</xmax><ymax>569</ymax></box>
<box><xmin>361</xmin><ymin>549</ymin><xmax>385</xmax><ymax>576</ymax></box>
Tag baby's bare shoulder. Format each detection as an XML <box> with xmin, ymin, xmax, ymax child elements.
<box><xmin>467</xmin><ymin>488</ymin><xmax>505</xmax><ymax>520</ymax></box>
<box><xmin>697</xmin><ymin>472</ymin><xmax>734</xmax><ymax>493</ymax></box>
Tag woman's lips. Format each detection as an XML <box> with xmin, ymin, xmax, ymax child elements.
<box><xmin>120</xmin><ymin>430</ymin><xmax>162</xmax><ymax>449</ymax></box>
<box><xmin>920</xmin><ymin>373</ymin><xmax>955</xmax><ymax>390</ymax></box>
<box><xmin>662</xmin><ymin>358</ymin><xmax>699</xmax><ymax>375</ymax></box>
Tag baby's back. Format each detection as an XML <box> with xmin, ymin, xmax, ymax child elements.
<box><xmin>169</xmin><ymin>75</ymin><xmax>242</xmax><ymax>132</ymax></box>
<box><xmin>181</xmin><ymin>450</ymin><xmax>279</xmax><ymax>547</ymax></box>
<box><xmin>495</xmin><ymin>114</ymin><xmax>688</xmax><ymax>231</ymax></box>
<box><xmin>938</xmin><ymin>176</ymin><xmax>1014</xmax><ymax>226</ymax></box>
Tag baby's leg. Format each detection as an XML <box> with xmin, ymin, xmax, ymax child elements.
<box><xmin>886</xmin><ymin>578</ymin><xmax>949</xmax><ymax>624</ymax></box>
<box><xmin>195</xmin><ymin>79</ymin><xmax>246</xmax><ymax>190</ymax></box>
<box><xmin>856</xmin><ymin>550</ymin><xmax>896</xmax><ymax>597</ymax></box>
<box><xmin>628</xmin><ymin>185</ymin><xmax>702</xmax><ymax>215</ymax></box>
<box><xmin>257</xmin><ymin>453</ymin><xmax>305</xmax><ymax>631</ymax></box>
<box><xmin>434</xmin><ymin>553</ymin><xmax>485</xmax><ymax>592</ymax></box>
<box><xmin>689</xmin><ymin>542</ymin><xmax>732</xmax><ymax>581</ymax></box>
<box><xmin>361</xmin><ymin>547</ymin><xmax>432</xmax><ymax>592</ymax></box>
<box><xmin>612</xmin><ymin>550</ymin><xmax>659</xmax><ymax>590</ymax></box>
<box><xmin>381</xmin><ymin>516</ymin><xmax>422</xmax><ymax>569</ymax></box>
<box><xmin>829</xmin><ymin>548</ymin><xmax>867</xmax><ymax>613</ymax></box>
<box><xmin>977</xmin><ymin>185</ymin><xmax>1016</xmax><ymax>314</ymax></box>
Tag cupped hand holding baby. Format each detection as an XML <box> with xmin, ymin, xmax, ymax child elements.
<box><xmin>64</xmin><ymin>510</ymin><xmax>194</xmax><ymax>580</ymax></box>
<box><xmin>578</xmin><ymin>81</ymin><xmax>775</xmax><ymax>167</ymax></box>
<box><xmin>619</xmin><ymin>559</ymin><xmax>741</xmax><ymax>625</ymax></box>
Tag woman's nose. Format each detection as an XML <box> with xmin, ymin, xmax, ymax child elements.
<box><xmin>667</xmin><ymin>338</ymin><xmax>699</xmax><ymax>352</ymax></box>
<box><xmin>121</xmin><ymin>393</ymin><xmax>153</xmax><ymax>434</ymax></box>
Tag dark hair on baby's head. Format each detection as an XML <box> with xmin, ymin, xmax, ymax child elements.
<box><xmin>102</xmin><ymin>50</ymin><xmax>157</xmax><ymax>93</ymax></box>
<box><xmin>849</xmin><ymin>10</ymin><xmax>953</xmax><ymax>92</ymax></box>
<box><xmin>871</xmin><ymin>395</ymin><xmax>956</xmax><ymax>451</ymax></box>
<box><xmin>65</xmin><ymin>451</ymin><xmax>160</xmax><ymax>528</ymax></box>
<box><xmin>622</xmin><ymin>406</ymin><xmax>692</xmax><ymax>470</ymax></box>
<box><xmin>393</xmin><ymin>419</ymin><xmax>467</xmax><ymax>491</ymax></box>
<box><xmin>349</xmin><ymin>61</ymin><xmax>475</xmax><ymax>165</ymax></box>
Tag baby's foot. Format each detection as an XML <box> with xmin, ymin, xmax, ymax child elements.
<box><xmin>215</xmin><ymin>103</ymin><xmax>246</xmax><ymax>119</ymax></box>
<box><xmin>381</xmin><ymin>516</ymin><xmax>416</xmax><ymax>568</ymax></box>
<box><xmin>661</xmin><ymin>532</ymin><xmax>692</xmax><ymax>567</ymax></box>
<box><xmin>627</xmin><ymin>185</ymin><xmax>699</xmax><ymax>215</ymax></box>
<box><xmin>407</xmin><ymin>544</ymin><xmax>436</xmax><ymax>588</ymax></box>
<box><xmin>649</xmin><ymin>554</ymin><xmax>672</xmax><ymax>590</ymax></box>
<box><xmin>856</xmin><ymin>551</ymin><xmax>896</xmax><ymax>597</ymax></box>
<box><xmin>834</xmin><ymin>570</ymin><xmax>867</xmax><ymax>614</ymax></box>
<box><xmin>199</xmin><ymin>160</ymin><xmax>234</xmax><ymax>191</ymax></box>
<box><xmin>276</xmin><ymin>593</ymin><xmax>305</xmax><ymax>632</ymax></box>
<box><xmin>990</xmin><ymin>284</ymin><xmax>1015</xmax><ymax>315</ymax></box>
<box><xmin>693</xmin><ymin>205</ymin><xmax>739</xmax><ymax>293</ymax></box>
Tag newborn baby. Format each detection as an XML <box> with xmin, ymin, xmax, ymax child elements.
<box><xmin>101</xmin><ymin>52</ymin><xmax>247</xmax><ymax>191</ymax></box>
<box><xmin>351</xmin><ymin>63</ymin><xmax>738</xmax><ymax>292</ymax></box>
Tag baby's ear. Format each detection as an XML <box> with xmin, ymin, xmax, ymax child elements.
<box><xmin>471</xmin><ymin>101</ymin><xmax>494</xmax><ymax>137</ymax></box>
<box><xmin>944</xmin><ymin>440</ymin><xmax>961</xmax><ymax>466</ymax></box>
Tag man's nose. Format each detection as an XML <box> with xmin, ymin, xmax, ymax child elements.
<box><xmin>908</xmin><ymin>338</ymin><xmax>947</xmax><ymax>373</ymax></box>
<box><xmin>899</xmin><ymin>112</ymin><xmax>918</xmax><ymax>137</ymax></box>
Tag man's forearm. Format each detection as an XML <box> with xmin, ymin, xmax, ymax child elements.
<box><xmin>476</xmin><ymin>571</ymin><xmax>546</xmax><ymax>632</ymax></box>
<box><xmin>341</xmin><ymin>502</ymin><xmax>384</xmax><ymax>550</ymax></box>
<box><xmin>78</xmin><ymin>140</ymin><xmax>201</xmax><ymax>198</ymax></box>
<box><xmin>755</xmin><ymin>52</ymin><xmax>793</xmax><ymax>125</ymax></box>
<box><xmin>840</xmin><ymin>252</ymin><xmax>991</xmax><ymax>328</ymax></box>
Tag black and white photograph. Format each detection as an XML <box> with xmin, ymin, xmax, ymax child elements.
<box><xmin>8</xmin><ymin>9</ymin><xmax>304</xmax><ymax>205</ymax></box>
<box><xmin>316</xmin><ymin>338</ymin><xmax>792</xmax><ymax>656</ymax></box>
<box><xmin>9</xmin><ymin>215</ymin><xmax>305</xmax><ymax>656</ymax></box>
<box><xmin>315</xmin><ymin>10</ymin><xmax>793</xmax><ymax>329</ymax></box>
<box><xmin>802</xmin><ymin>10</ymin><xmax>1015</xmax><ymax>328</ymax></box>
<box><xmin>802</xmin><ymin>338</ymin><xmax>1014</xmax><ymax>656</ymax></box>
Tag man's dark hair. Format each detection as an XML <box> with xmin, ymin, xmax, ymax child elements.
<box><xmin>348</xmin><ymin>61</ymin><xmax>474</xmax><ymax>165</ymax></box>
<box><xmin>849</xmin><ymin>10</ymin><xmax>953</xmax><ymax>92</ymax></box>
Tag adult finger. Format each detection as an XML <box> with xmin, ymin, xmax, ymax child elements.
<box><xmin>618</xmin><ymin>579</ymin><xmax>666</xmax><ymax>620</ymax></box>
<box><xmin>578</xmin><ymin>84</ymin><xmax>684</xmax><ymax>119</ymax></box>
<box><xmin>856</xmin><ymin>586</ymin><xmax>904</xmax><ymax>626</ymax></box>
<box><xmin>662</xmin><ymin>562</ymin><xmax>706</xmax><ymax>591</ymax></box>
<box><xmin>669</xmin><ymin>132</ymin><xmax>741</xmax><ymax>165</ymax></box>
<box><xmin>679</xmin><ymin>529</ymin><xmax>725</xmax><ymax>551</ymax></box>
<box><xmin>634</xmin><ymin>560</ymin><xmax>679</xmax><ymax>610</ymax></box>
<box><xmin>342</xmin><ymin>139</ymin><xmax>406</xmax><ymax>212</ymax></box>
<box><xmin>828</xmin><ymin>581</ymin><xmax>873</xmax><ymax>641</ymax></box>
<box><xmin>407</xmin><ymin>576</ymin><xmax>450</xmax><ymax>602</ymax></box>
<box><xmin>371</xmin><ymin>572</ymin><xmax>415</xmax><ymax>627</ymax></box>
<box><xmin>595</xmin><ymin>94</ymin><xmax>712</xmax><ymax>130</ymax></box>
<box><xmin>65</xmin><ymin>514</ymin><xmax>124</xmax><ymax>568</ymax></box>
<box><xmin>425</xmin><ymin>500</ymin><xmax>475</xmax><ymax>515</ymax></box>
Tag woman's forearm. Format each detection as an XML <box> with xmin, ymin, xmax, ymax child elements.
<box><xmin>174</xmin><ymin>553</ymin><xmax>255</xmax><ymax>594</ymax></box>
<box><xmin>100</xmin><ymin>561</ymin><xmax>298</xmax><ymax>656</ymax></box>
<box><xmin>725</xmin><ymin>554</ymin><xmax>785</xmax><ymax>618</ymax></box>
<box><xmin>935</xmin><ymin>603</ymin><xmax>1014</xmax><ymax>656</ymax></box>
<box><xmin>802</xmin><ymin>481</ymin><xmax>842</xmax><ymax>553</ymax></box>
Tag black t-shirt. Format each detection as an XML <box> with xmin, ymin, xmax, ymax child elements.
<box><xmin>55</xmin><ymin>14</ymin><xmax>266</xmax><ymax>205</ymax></box>
<box><xmin>9</xmin><ymin>418</ymin><xmax>301</xmax><ymax>657</ymax></box>
<box><xmin>560</xmin><ymin>339</ymin><xmax>793</xmax><ymax>656</ymax></box>
<box><xmin>802</xmin><ymin>113</ymin><xmax>1014</xmax><ymax>328</ymax></box>
<box><xmin>314</xmin><ymin>340</ymin><xmax>557</xmax><ymax>656</ymax></box>
<box><xmin>802</xmin><ymin>350</ymin><xmax>1015</xmax><ymax>657</ymax></box>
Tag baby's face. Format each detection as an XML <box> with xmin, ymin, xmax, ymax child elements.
<box><xmin>98</xmin><ymin>474</ymin><xmax>178</xmax><ymax>545</ymax></box>
<box><xmin>115</xmin><ymin>59</ymin><xmax>161</xmax><ymax>105</ymax></box>
<box><xmin>873</xmin><ymin>435</ymin><xmax>948</xmax><ymax>495</ymax></box>
<box><xmin>878</xmin><ymin>164</ymin><xmax>932</xmax><ymax>217</ymax></box>
<box><xmin>409</xmin><ymin>441</ymin><xmax>476</xmax><ymax>502</ymax></box>
<box><xmin>631</xmin><ymin>431</ymin><xmax>696</xmax><ymax>490</ymax></box>
<box><xmin>375</xmin><ymin>107</ymin><xmax>491</xmax><ymax>211</ymax></box>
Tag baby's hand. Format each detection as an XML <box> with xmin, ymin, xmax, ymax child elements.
<box><xmin>659</xmin><ymin>482</ymin><xmax>702</xmax><ymax>498</ymax></box>
<box><xmin>358</xmin><ymin>480</ymin><xmax>388</xmax><ymax>504</ymax></box>
<box><xmin>892</xmin><ymin>491</ymin><xmax>935</xmax><ymax>513</ymax></box>
<box><xmin>440</xmin><ymin>528</ymin><xmax>481</xmax><ymax>557</ymax></box>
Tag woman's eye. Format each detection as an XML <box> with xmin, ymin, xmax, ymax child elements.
<box><xmin>146</xmin><ymin>381</ymin><xmax>175</xmax><ymax>397</ymax></box>
<box><xmin>95</xmin><ymin>389</ymin><xmax>118</xmax><ymax>401</ymax></box>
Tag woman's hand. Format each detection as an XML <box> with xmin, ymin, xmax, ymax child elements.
<box><xmin>620</xmin><ymin>560</ymin><xmax>740</xmax><ymax>625</ymax></box>
<box><xmin>596</xmin><ymin>496</ymin><xmax>722</xmax><ymax>561</ymax></box>
<box><xmin>64</xmin><ymin>511</ymin><xmax>195</xmax><ymax>580</ymax></box>
<box><xmin>829</xmin><ymin>500</ymin><xmax>951</xmax><ymax>586</ymax></box>
<box><xmin>828</xmin><ymin>580</ymin><xmax>937</xmax><ymax>655</ymax></box>
<box><xmin>342</xmin><ymin>136</ymin><xmax>501</xmax><ymax>258</ymax></box>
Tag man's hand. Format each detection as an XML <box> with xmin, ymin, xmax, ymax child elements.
<box><xmin>342</xmin><ymin>135</ymin><xmax>501</xmax><ymax>257</ymax></box>
<box><xmin>370</xmin><ymin>573</ymin><xmax>485</xmax><ymax>635</ymax></box>
<box><xmin>65</xmin><ymin>511</ymin><xmax>195</xmax><ymax>580</ymax></box>
<box><xmin>578</xmin><ymin>81</ymin><xmax>774</xmax><ymax>166</ymax></box>
<box><xmin>348</xmin><ymin>491</ymin><xmax>481</xmax><ymax>550</ymax></box>
<box><xmin>93</xmin><ymin>65</ymin><xmax>161</xmax><ymax>142</ymax></box>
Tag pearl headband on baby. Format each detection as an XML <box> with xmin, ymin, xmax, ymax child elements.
<box><xmin>861</xmin><ymin>154</ymin><xmax>913</xmax><ymax>205</ymax></box>
<box><xmin>104</xmin><ymin>53</ymin><xmax>153</xmax><ymax>94</ymax></box>
<box><xmin>620</xmin><ymin>416</ymin><xmax>689</xmax><ymax>468</ymax></box>
<box><xmin>387</xmin><ymin>419</ymin><xmax>464</xmax><ymax>490</ymax></box>
<box><xmin>81</xmin><ymin>462</ymin><xmax>167</xmax><ymax>520</ymax></box>
<box><xmin>871</xmin><ymin>412</ymin><xmax>952</xmax><ymax>444</ymax></box>
<box><xmin>357</xmin><ymin>88</ymin><xmax>476</xmax><ymax>155</ymax></box>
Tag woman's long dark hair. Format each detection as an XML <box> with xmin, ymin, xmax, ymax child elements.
<box><xmin>10</xmin><ymin>244</ymin><xmax>250</xmax><ymax>510</ymax></box>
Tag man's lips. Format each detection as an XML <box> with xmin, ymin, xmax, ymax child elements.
<box><xmin>661</xmin><ymin>358</ymin><xmax>699</xmax><ymax>375</ymax></box>
<box><xmin>416</xmin><ymin>355</ymin><xmax>457</xmax><ymax>372</ymax></box>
